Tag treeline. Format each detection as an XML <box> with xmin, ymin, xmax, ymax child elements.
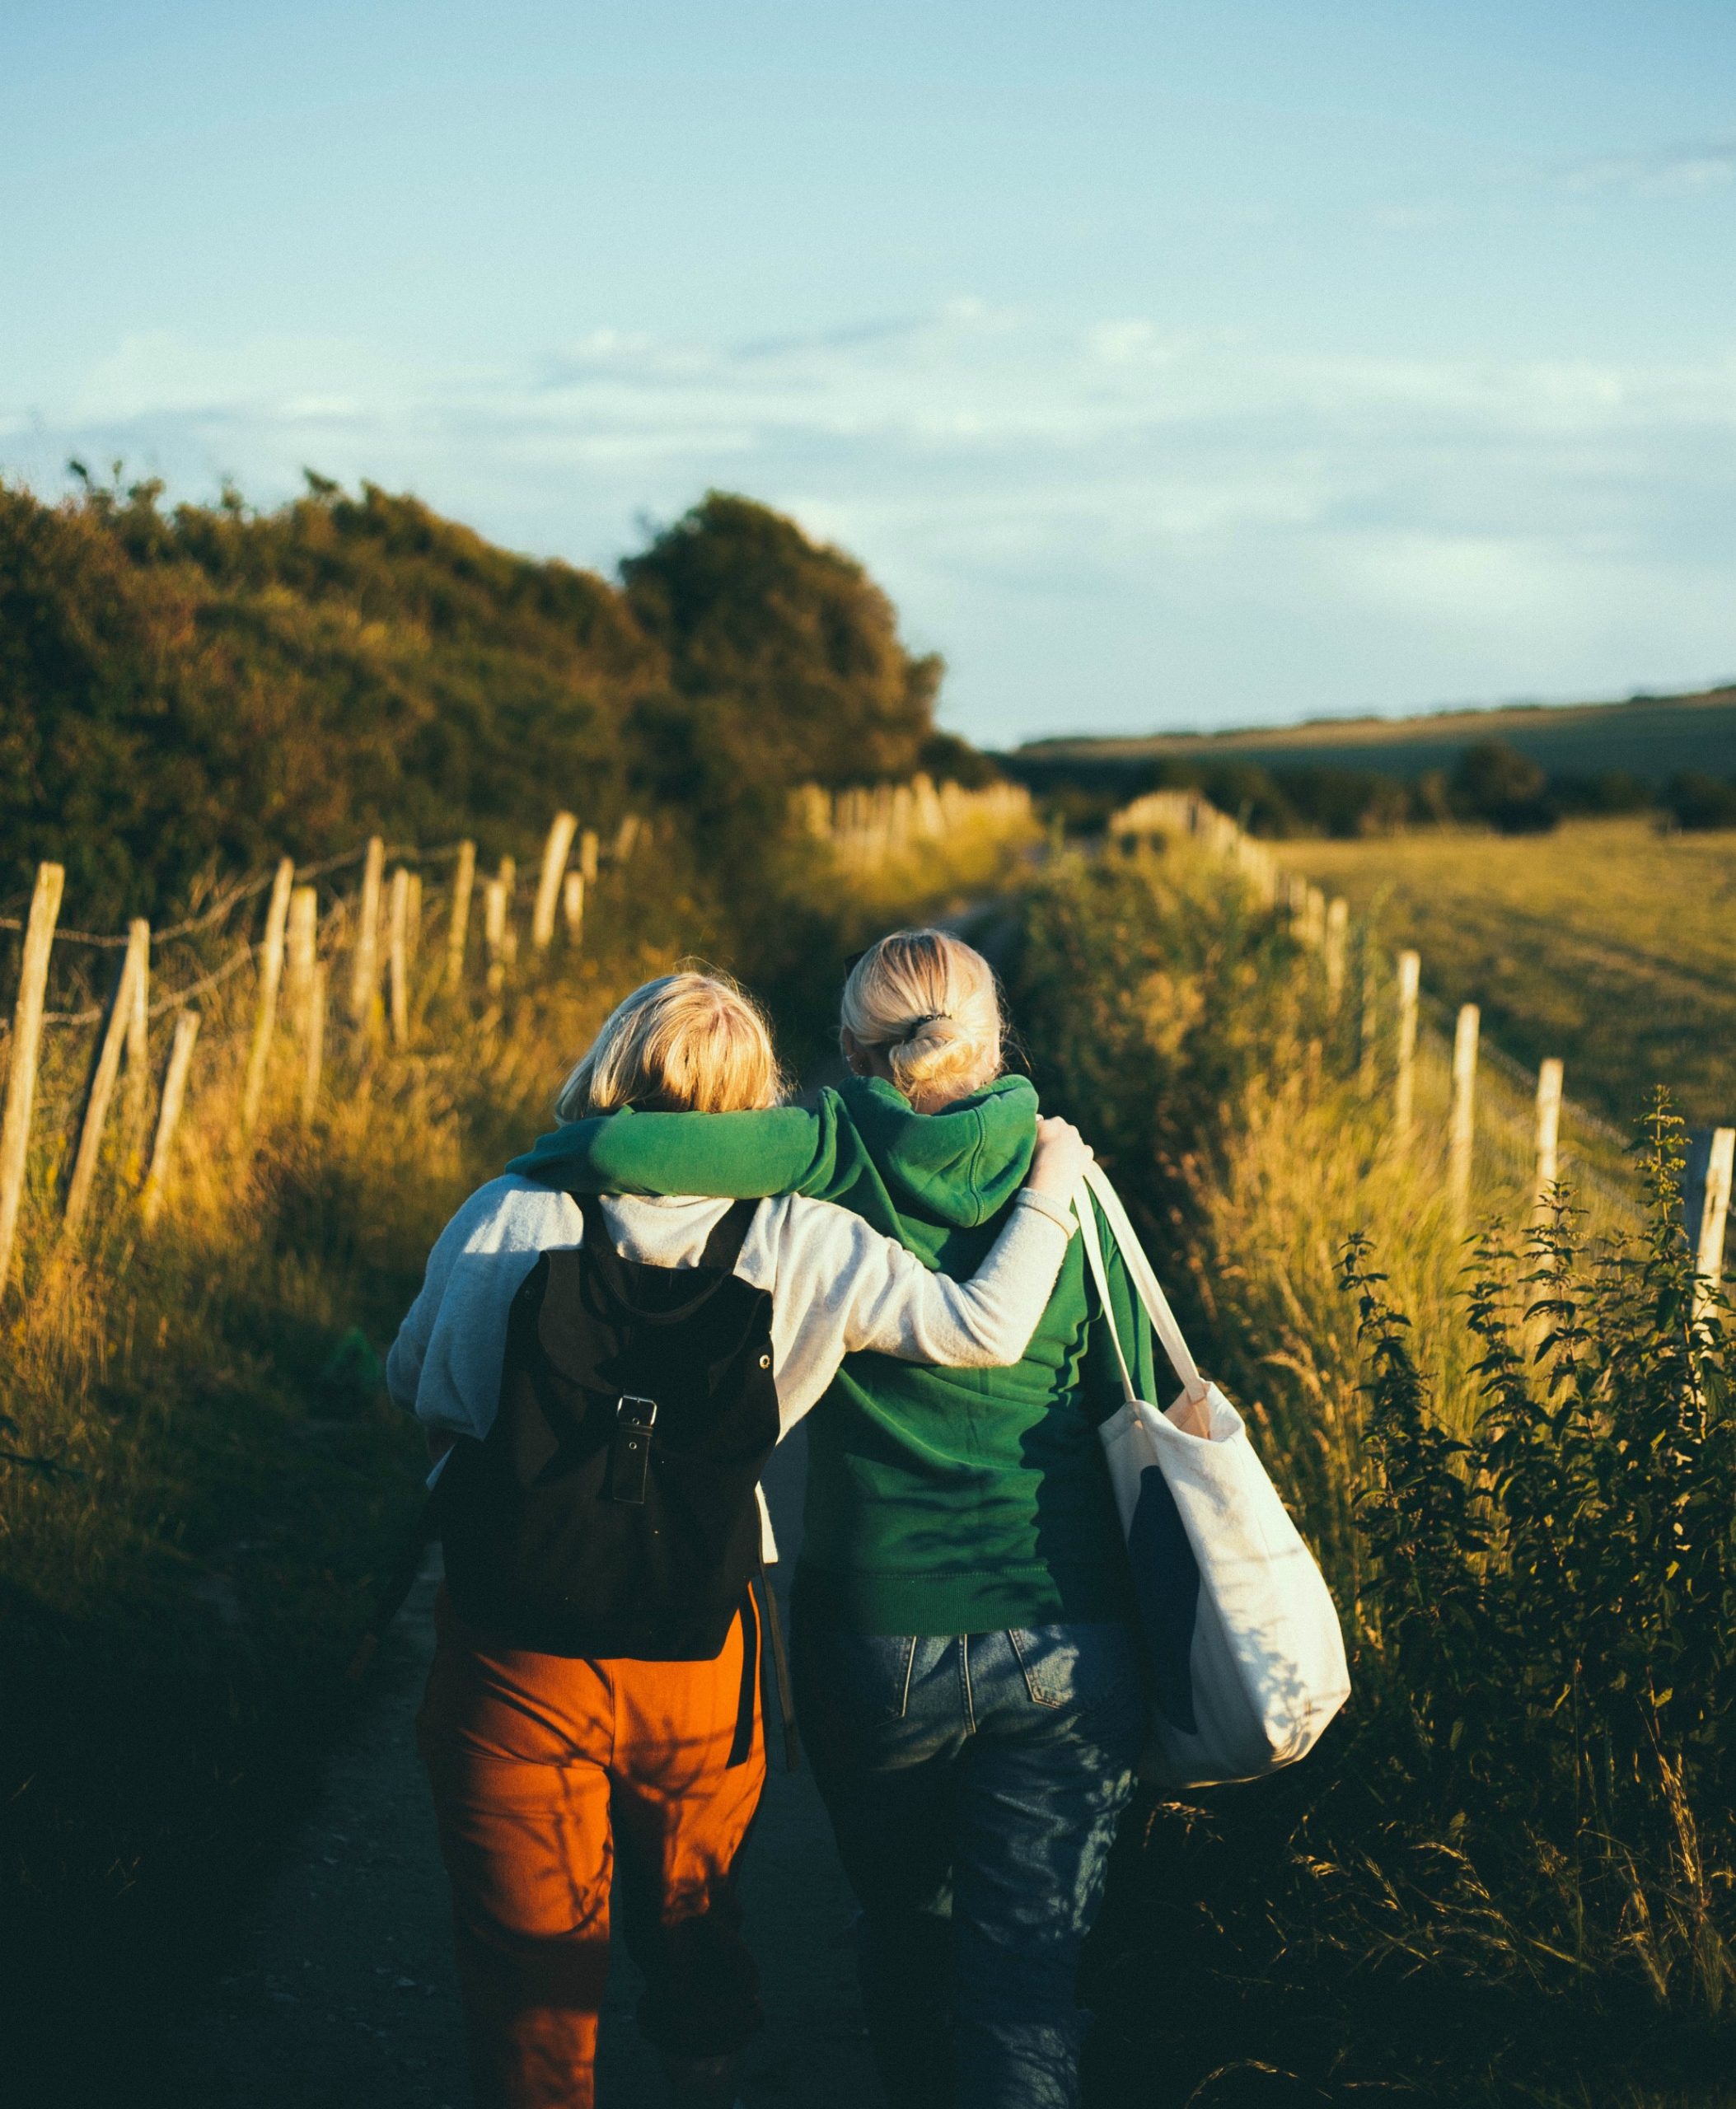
<box><xmin>1008</xmin><ymin>738</ymin><xmax>1729</xmax><ymax>840</ymax></box>
<box><xmin>0</xmin><ymin>472</ymin><xmax>988</xmax><ymax>926</ymax></box>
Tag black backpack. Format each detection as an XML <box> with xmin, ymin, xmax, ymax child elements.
<box><xmin>438</xmin><ymin>1198</ymin><xmax>779</xmax><ymax>1663</ymax></box>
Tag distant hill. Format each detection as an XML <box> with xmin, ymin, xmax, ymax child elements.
<box><xmin>1014</xmin><ymin>685</ymin><xmax>1736</xmax><ymax>784</ymax></box>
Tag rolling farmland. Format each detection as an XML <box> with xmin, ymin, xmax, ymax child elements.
<box><xmin>1275</xmin><ymin>817</ymin><xmax>1736</xmax><ymax>1130</ymax></box>
<box><xmin>1021</xmin><ymin>683</ymin><xmax>1736</xmax><ymax>785</ymax></box>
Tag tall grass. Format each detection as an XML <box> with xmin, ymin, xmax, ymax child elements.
<box><xmin>1</xmin><ymin>787</ymin><xmax>1034</xmax><ymax>2102</ymax></box>
<box><xmin>1008</xmin><ymin>843</ymin><xmax>1736</xmax><ymax>2105</ymax></box>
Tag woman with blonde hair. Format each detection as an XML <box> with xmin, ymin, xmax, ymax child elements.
<box><xmin>389</xmin><ymin>968</ymin><xmax>1091</xmax><ymax>2109</ymax></box>
<box><xmin>513</xmin><ymin>933</ymin><xmax>1157</xmax><ymax>2109</ymax></box>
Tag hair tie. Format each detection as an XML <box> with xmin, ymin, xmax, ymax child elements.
<box><xmin>901</xmin><ymin>1012</ymin><xmax>944</xmax><ymax>1042</ymax></box>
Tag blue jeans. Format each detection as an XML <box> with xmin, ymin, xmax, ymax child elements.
<box><xmin>791</xmin><ymin>1612</ymin><xmax>1144</xmax><ymax>2109</ymax></box>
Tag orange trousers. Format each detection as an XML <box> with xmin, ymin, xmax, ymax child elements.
<box><xmin>417</xmin><ymin>1590</ymin><xmax>766</xmax><ymax>2109</ymax></box>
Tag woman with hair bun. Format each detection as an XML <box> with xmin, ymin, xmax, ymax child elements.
<box><xmin>391</xmin><ymin>969</ymin><xmax>1091</xmax><ymax>2109</ymax></box>
<box><xmin>514</xmin><ymin>933</ymin><xmax>1158</xmax><ymax>2109</ymax></box>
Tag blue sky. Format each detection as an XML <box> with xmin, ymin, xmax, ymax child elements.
<box><xmin>4</xmin><ymin>1</ymin><xmax>1734</xmax><ymax>746</ymax></box>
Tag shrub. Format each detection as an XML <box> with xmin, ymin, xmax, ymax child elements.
<box><xmin>1663</xmin><ymin>771</ymin><xmax>1736</xmax><ymax>832</ymax></box>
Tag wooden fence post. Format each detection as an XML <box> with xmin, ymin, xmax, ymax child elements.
<box><xmin>1393</xmin><ymin>950</ymin><xmax>1420</xmax><ymax>1140</ymax></box>
<box><xmin>1324</xmin><ymin>898</ymin><xmax>1348</xmax><ymax>1011</ymax></box>
<box><xmin>484</xmin><ymin>880</ymin><xmax>508</xmax><ymax>998</ymax></box>
<box><xmin>1532</xmin><ymin>1059</ymin><xmax>1564</xmax><ymax>1214</ymax></box>
<box><xmin>497</xmin><ymin>858</ymin><xmax>518</xmax><ymax>967</ymax></box>
<box><xmin>447</xmin><ymin>839</ymin><xmax>476</xmax><ymax>988</ymax></box>
<box><xmin>1448</xmin><ymin>1003</ymin><xmax>1480</xmax><ymax>1231</ymax></box>
<box><xmin>578</xmin><ymin>830</ymin><xmax>599</xmax><ymax>886</ymax></box>
<box><xmin>0</xmin><ymin>862</ymin><xmax>65</xmax><ymax>1293</ymax></box>
<box><xmin>349</xmin><ymin>836</ymin><xmax>385</xmax><ymax>1025</ymax></box>
<box><xmin>1358</xmin><ymin>944</ymin><xmax>1378</xmax><ymax>1093</ymax></box>
<box><xmin>388</xmin><ymin>867</ymin><xmax>411</xmax><ymax>1049</ymax></box>
<box><xmin>142</xmin><ymin>1011</ymin><xmax>200</xmax><ymax>1230</ymax></box>
<box><xmin>301</xmin><ymin>966</ymin><xmax>326</xmax><ymax>1127</ymax></box>
<box><xmin>1692</xmin><ymin>1126</ymin><xmax>1735</xmax><ymax>1323</ymax></box>
<box><xmin>63</xmin><ymin>928</ymin><xmax>149</xmax><ymax>1237</ymax></box>
<box><xmin>286</xmin><ymin>886</ymin><xmax>318</xmax><ymax>1027</ymax></box>
<box><xmin>532</xmin><ymin>811</ymin><xmax>578</xmax><ymax>952</ymax></box>
<box><xmin>562</xmin><ymin>871</ymin><xmax>585</xmax><ymax>943</ymax></box>
<box><xmin>1302</xmin><ymin>885</ymin><xmax>1326</xmax><ymax>949</ymax></box>
<box><xmin>123</xmin><ymin>919</ymin><xmax>151</xmax><ymax>1166</ymax></box>
<box><xmin>241</xmin><ymin>858</ymin><xmax>296</xmax><ymax>1134</ymax></box>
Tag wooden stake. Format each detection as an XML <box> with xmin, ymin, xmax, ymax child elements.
<box><xmin>63</xmin><ymin>929</ymin><xmax>148</xmax><ymax>1237</ymax></box>
<box><xmin>1358</xmin><ymin>946</ymin><xmax>1378</xmax><ymax>1093</ymax></box>
<box><xmin>300</xmin><ymin>966</ymin><xmax>326</xmax><ymax>1127</ymax></box>
<box><xmin>241</xmin><ymin>858</ymin><xmax>296</xmax><ymax>1134</ymax></box>
<box><xmin>496</xmin><ymin>858</ymin><xmax>518</xmax><ymax>967</ymax></box>
<box><xmin>0</xmin><ymin>862</ymin><xmax>64</xmax><ymax>1293</ymax></box>
<box><xmin>578</xmin><ymin>829</ymin><xmax>599</xmax><ymax>885</ymax></box>
<box><xmin>1693</xmin><ymin>1126</ymin><xmax>1734</xmax><ymax>1322</ymax></box>
<box><xmin>286</xmin><ymin>886</ymin><xmax>318</xmax><ymax>1026</ymax></box>
<box><xmin>405</xmin><ymin>872</ymin><xmax>423</xmax><ymax>961</ymax></box>
<box><xmin>1323</xmin><ymin>897</ymin><xmax>1348</xmax><ymax>1010</ymax></box>
<box><xmin>1448</xmin><ymin>1003</ymin><xmax>1480</xmax><ymax>1230</ymax></box>
<box><xmin>447</xmin><ymin>840</ymin><xmax>476</xmax><ymax>987</ymax></box>
<box><xmin>614</xmin><ymin>812</ymin><xmax>641</xmax><ymax>863</ymax></box>
<box><xmin>142</xmin><ymin>1011</ymin><xmax>200</xmax><ymax>1230</ymax></box>
<box><xmin>483</xmin><ymin>879</ymin><xmax>508</xmax><ymax>998</ymax></box>
<box><xmin>1393</xmin><ymin>950</ymin><xmax>1420</xmax><ymax>1141</ymax></box>
<box><xmin>1532</xmin><ymin>1059</ymin><xmax>1564</xmax><ymax>1214</ymax></box>
<box><xmin>123</xmin><ymin>919</ymin><xmax>151</xmax><ymax>1166</ymax></box>
<box><xmin>1302</xmin><ymin>886</ymin><xmax>1327</xmax><ymax>949</ymax></box>
<box><xmin>348</xmin><ymin>835</ymin><xmax>385</xmax><ymax>1025</ymax></box>
<box><xmin>532</xmin><ymin>811</ymin><xmax>578</xmax><ymax>952</ymax></box>
<box><xmin>387</xmin><ymin>867</ymin><xmax>410</xmax><ymax>1049</ymax></box>
<box><xmin>562</xmin><ymin>870</ymin><xmax>585</xmax><ymax>942</ymax></box>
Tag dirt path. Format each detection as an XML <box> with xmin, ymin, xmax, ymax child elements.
<box><xmin>162</xmin><ymin>1426</ymin><xmax>881</xmax><ymax>2108</ymax></box>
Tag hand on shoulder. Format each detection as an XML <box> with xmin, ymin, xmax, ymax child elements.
<box><xmin>1027</xmin><ymin>1115</ymin><xmax>1093</xmax><ymax>1197</ymax></box>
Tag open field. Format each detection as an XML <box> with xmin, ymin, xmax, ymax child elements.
<box><xmin>1275</xmin><ymin>816</ymin><xmax>1736</xmax><ymax>1130</ymax></box>
<box><xmin>1019</xmin><ymin>684</ymin><xmax>1736</xmax><ymax>784</ymax></box>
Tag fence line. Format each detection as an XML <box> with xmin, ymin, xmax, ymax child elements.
<box><xmin>1</xmin><ymin>780</ymin><xmax>1027</xmax><ymax>1300</ymax></box>
<box><xmin>0</xmin><ymin>809</ymin><xmax>600</xmax><ymax>1297</ymax></box>
<box><xmin>1108</xmin><ymin>786</ymin><xmax>1732</xmax><ymax>1292</ymax></box>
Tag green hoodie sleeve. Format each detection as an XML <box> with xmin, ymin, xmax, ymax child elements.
<box><xmin>506</xmin><ymin>1090</ymin><xmax>858</xmax><ymax>1200</ymax></box>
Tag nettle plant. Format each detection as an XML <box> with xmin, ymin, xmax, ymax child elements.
<box><xmin>1340</xmin><ymin>1103</ymin><xmax>1736</xmax><ymax>2011</ymax></box>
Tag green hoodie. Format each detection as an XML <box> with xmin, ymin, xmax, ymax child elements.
<box><xmin>508</xmin><ymin>1074</ymin><xmax>1158</xmax><ymax>1635</ymax></box>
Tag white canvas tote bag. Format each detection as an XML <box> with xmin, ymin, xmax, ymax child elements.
<box><xmin>1075</xmin><ymin>1163</ymin><xmax>1350</xmax><ymax>1787</ymax></box>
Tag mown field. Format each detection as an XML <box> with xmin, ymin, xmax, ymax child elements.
<box><xmin>1022</xmin><ymin>685</ymin><xmax>1736</xmax><ymax>786</ymax></box>
<box><xmin>1273</xmin><ymin>817</ymin><xmax>1736</xmax><ymax>1132</ymax></box>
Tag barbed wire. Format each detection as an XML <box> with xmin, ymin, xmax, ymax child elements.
<box><xmin>0</xmin><ymin>839</ymin><xmax>469</xmax><ymax>946</ymax></box>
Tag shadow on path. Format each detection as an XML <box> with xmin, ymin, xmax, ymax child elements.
<box><xmin>161</xmin><ymin>1424</ymin><xmax>880</xmax><ymax>2109</ymax></box>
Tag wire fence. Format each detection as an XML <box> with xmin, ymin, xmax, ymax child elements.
<box><xmin>1111</xmin><ymin>788</ymin><xmax>1729</xmax><ymax>1272</ymax></box>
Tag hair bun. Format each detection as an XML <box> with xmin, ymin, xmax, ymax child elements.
<box><xmin>840</xmin><ymin>928</ymin><xmax>1004</xmax><ymax>1111</ymax></box>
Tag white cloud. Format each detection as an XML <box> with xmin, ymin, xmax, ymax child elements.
<box><xmin>5</xmin><ymin>303</ymin><xmax>1735</xmax><ymax>740</ymax></box>
<box><xmin>1560</xmin><ymin>143</ymin><xmax>1736</xmax><ymax>198</ymax></box>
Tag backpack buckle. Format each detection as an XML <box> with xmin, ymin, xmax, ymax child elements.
<box><xmin>608</xmin><ymin>1395</ymin><xmax>658</xmax><ymax>1506</ymax></box>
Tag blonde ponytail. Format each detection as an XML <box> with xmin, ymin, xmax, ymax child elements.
<box><xmin>840</xmin><ymin>929</ymin><xmax>1003</xmax><ymax>1111</ymax></box>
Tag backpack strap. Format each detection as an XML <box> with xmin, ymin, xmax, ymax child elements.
<box><xmin>576</xmin><ymin>1196</ymin><xmax>759</xmax><ymax>1326</ymax></box>
<box><xmin>698</xmin><ymin>1197</ymin><xmax>759</xmax><ymax>1274</ymax></box>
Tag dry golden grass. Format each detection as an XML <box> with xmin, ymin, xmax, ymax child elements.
<box><xmin>1280</xmin><ymin>817</ymin><xmax>1736</xmax><ymax>1129</ymax></box>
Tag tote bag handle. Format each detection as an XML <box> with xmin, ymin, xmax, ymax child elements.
<box><xmin>1074</xmin><ymin>1163</ymin><xmax>1208</xmax><ymax>1408</ymax></box>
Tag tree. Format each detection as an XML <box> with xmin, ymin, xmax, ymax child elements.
<box><xmin>621</xmin><ymin>493</ymin><xmax>943</xmax><ymax>797</ymax></box>
<box><xmin>1452</xmin><ymin>740</ymin><xmax>1556</xmax><ymax>834</ymax></box>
